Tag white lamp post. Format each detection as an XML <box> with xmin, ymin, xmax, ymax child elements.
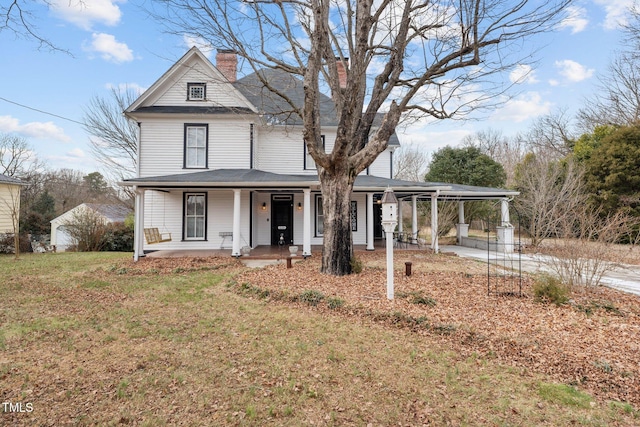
<box><xmin>380</xmin><ymin>187</ymin><xmax>398</xmax><ymax>300</ymax></box>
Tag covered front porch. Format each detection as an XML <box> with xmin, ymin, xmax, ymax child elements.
<box><xmin>122</xmin><ymin>169</ymin><xmax>518</xmax><ymax>261</ymax></box>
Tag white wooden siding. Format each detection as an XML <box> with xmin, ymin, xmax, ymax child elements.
<box><xmin>139</xmin><ymin>118</ymin><xmax>252</xmax><ymax>177</ymax></box>
<box><xmin>154</xmin><ymin>61</ymin><xmax>249</xmax><ymax>109</ymax></box>
<box><xmin>142</xmin><ymin>189</ymin><xmax>250</xmax><ymax>251</ymax></box>
<box><xmin>0</xmin><ymin>183</ymin><xmax>20</xmax><ymax>233</ymax></box>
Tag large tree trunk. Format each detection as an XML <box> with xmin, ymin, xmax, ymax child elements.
<box><xmin>318</xmin><ymin>167</ymin><xmax>356</xmax><ymax>276</ymax></box>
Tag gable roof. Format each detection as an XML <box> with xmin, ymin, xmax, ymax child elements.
<box><xmin>125</xmin><ymin>46</ymin><xmax>256</xmax><ymax>115</ymax></box>
<box><xmin>127</xmin><ymin>47</ymin><xmax>399</xmax><ymax>146</ymax></box>
<box><xmin>51</xmin><ymin>203</ymin><xmax>132</xmax><ymax>225</ymax></box>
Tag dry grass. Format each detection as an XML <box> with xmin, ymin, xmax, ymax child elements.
<box><xmin>0</xmin><ymin>251</ymin><xmax>638</xmax><ymax>426</ymax></box>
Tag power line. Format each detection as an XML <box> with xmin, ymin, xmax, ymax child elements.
<box><xmin>0</xmin><ymin>96</ymin><xmax>85</xmax><ymax>126</ymax></box>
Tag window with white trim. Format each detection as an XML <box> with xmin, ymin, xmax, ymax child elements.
<box><xmin>184</xmin><ymin>193</ymin><xmax>207</xmax><ymax>240</ymax></box>
<box><xmin>304</xmin><ymin>135</ymin><xmax>325</xmax><ymax>170</ymax></box>
<box><xmin>187</xmin><ymin>82</ymin><xmax>206</xmax><ymax>100</ymax></box>
<box><xmin>184</xmin><ymin>124</ymin><xmax>208</xmax><ymax>168</ymax></box>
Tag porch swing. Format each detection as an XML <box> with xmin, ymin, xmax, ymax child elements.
<box><xmin>143</xmin><ymin>191</ymin><xmax>172</xmax><ymax>244</ymax></box>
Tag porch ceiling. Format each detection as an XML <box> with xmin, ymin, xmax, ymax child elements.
<box><xmin>121</xmin><ymin>168</ymin><xmax>519</xmax><ymax>200</ymax></box>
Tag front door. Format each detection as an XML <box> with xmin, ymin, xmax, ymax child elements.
<box><xmin>271</xmin><ymin>195</ymin><xmax>294</xmax><ymax>245</ymax></box>
<box><xmin>373</xmin><ymin>202</ymin><xmax>383</xmax><ymax>239</ymax></box>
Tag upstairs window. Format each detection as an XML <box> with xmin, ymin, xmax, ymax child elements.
<box><xmin>304</xmin><ymin>135</ymin><xmax>325</xmax><ymax>170</ymax></box>
<box><xmin>187</xmin><ymin>83</ymin><xmax>206</xmax><ymax>101</ymax></box>
<box><xmin>184</xmin><ymin>124</ymin><xmax>208</xmax><ymax>168</ymax></box>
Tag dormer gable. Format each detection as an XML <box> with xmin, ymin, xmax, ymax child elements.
<box><xmin>125</xmin><ymin>47</ymin><xmax>256</xmax><ymax>117</ymax></box>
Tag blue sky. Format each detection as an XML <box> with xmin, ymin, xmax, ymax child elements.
<box><xmin>0</xmin><ymin>0</ymin><xmax>634</xmax><ymax>176</ymax></box>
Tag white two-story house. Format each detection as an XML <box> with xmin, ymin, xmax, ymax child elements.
<box><xmin>122</xmin><ymin>47</ymin><xmax>517</xmax><ymax>260</ymax></box>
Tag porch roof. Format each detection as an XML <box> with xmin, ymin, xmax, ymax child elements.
<box><xmin>121</xmin><ymin>168</ymin><xmax>518</xmax><ymax>200</ymax></box>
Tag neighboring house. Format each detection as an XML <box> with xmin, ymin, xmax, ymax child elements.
<box><xmin>0</xmin><ymin>174</ymin><xmax>22</xmax><ymax>235</ymax></box>
<box><xmin>50</xmin><ymin>203</ymin><xmax>131</xmax><ymax>252</ymax></box>
<box><xmin>122</xmin><ymin>47</ymin><xmax>517</xmax><ymax>260</ymax></box>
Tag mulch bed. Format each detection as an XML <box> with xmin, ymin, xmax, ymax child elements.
<box><xmin>227</xmin><ymin>250</ymin><xmax>640</xmax><ymax>407</ymax></box>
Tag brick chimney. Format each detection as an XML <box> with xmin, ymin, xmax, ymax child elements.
<box><xmin>216</xmin><ymin>49</ymin><xmax>237</xmax><ymax>83</ymax></box>
<box><xmin>336</xmin><ymin>57</ymin><xmax>348</xmax><ymax>89</ymax></box>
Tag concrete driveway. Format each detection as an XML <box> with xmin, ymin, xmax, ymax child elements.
<box><xmin>440</xmin><ymin>245</ymin><xmax>640</xmax><ymax>297</ymax></box>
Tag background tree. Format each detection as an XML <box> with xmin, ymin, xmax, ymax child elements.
<box><xmin>425</xmin><ymin>146</ymin><xmax>506</xmax><ymax>188</ymax></box>
<box><xmin>425</xmin><ymin>145</ymin><xmax>507</xmax><ymax>229</ymax></box>
<box><xmin>0</xmin><ymin>133</ymin><xmax>36</xmax><ymax>177</ymax></box>
<box><xmin>151</xmin><ymin>0</ymin><xmax>570</xmax><ymax>275</ymax></box>
<box><xmin>513</xmin><ymin>153</ymin><xmax>587</xmax><ymax>248</ymax></box>
<box><xmin>583</xmin><ymin>125</ymin><xmax>640</xmax><ymax>218</ymax></box>
<box><xmin>83</xmin><ymin>86</ymin><xmax>139</xmax><ymax>184</ymax></box>
<box><xmin>392</xmin><ymin>146</ymin><xmax>429</xmax><ymax>182</ymax></box>
<box><xmin>462</xmin><ymin>128</ymin><xmax>525</xmax><ymax>187</ymax></box>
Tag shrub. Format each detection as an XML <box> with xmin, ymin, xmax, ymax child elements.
<box><xmin>299</xmin><ymin>290</ymin><xmax>325</xmax><ymax>306</ymax></box>
<box><xmin>326</xmin><ymin>297</ymin><xmax>344</xmax><ymax>310</ymax></box>
<box><xmin>350</xmin><ymin>256</ymin><xmax>363</xmax><ymax>274</ymax></box>
<box><xmin>533</xmin><ymin>274</ymin><xmax>570</xmax><ymax>306</ymax></box>
<box><xmin>101</xmin><ymin>223</ymin><xmax>134</xmax><ymax>252</ymax></box>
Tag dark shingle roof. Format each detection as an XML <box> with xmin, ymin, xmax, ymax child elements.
<box><xmin>85</xmin><ymin>204</ymin><xmax>131</xmax><ymax>223</ymax></box>
<box><xmin>133</xmin><ymin>106</ymin><xmax>255</xmax><ymax>115</ymax></box>
<box><xmin>122</xmin><ymin>169</ymin><xmax>517</xmax><ymax>199</ymax></box>
<box><xmin>0</xmin><ymin>174</ymin><xmax>23</xmax><ymax>185</ymax></box>
<box><xmin>235</xmin><ymin>69</ymin><xmax>400</xmax><ymax>146</ymax></box>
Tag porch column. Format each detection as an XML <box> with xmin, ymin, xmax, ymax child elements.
<box><xmin>303</xmin><ymin>188</ymin><xmax>311</xmax><ymax>257</ymax></box>
<box><xmin>232</xmin><ymin>189</ymin><xmax>241</xmax><ymax>257</ymax></box>
<box><xmin>496</xmin><ymin>198</ymin><xmax>514</xmax><ymax>253</ymax></box>
<box><xmin>366</xmin><ymin>192</ymin><xmax>374</xmax><ymax>250</ymax></box>
<box><xmin>456</xmin><ymin>201</ymin><xmax>469</xmax><ymax>245</ymax></box>
<box><xmin>431</xmin><ymin>192</ymin><xmax>439</xmax><ymax>253</ymax></box>
<box><xmin>398</xmin><ymin>199</ymin><xmax>403</xmax><ymax>233</ymax></box>
<box><xmin>133</xmin><ymin>187</ymin><xmax>145</xmax><ymax>262</ymax></box>
<box><xmin>411</xmin><ymin>195</ymin><xmax>418</xmax><ymax>243</ymax></box>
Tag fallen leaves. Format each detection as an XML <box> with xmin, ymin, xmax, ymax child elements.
<box><xmin>236</xmin><ymin>250</ymin><xmax>640</xmax><ymax>406</ymax></box>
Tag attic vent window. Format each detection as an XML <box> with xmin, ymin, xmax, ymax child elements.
<box><xmin>188</xmin><ymin>83</ymin><xmax>206</xmax><ymax>101</ymax></box>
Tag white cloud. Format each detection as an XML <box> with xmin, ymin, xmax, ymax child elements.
<box><xmin>554</xmin><ymin>59</ymin><xmax>594</xmax><ymax>82</ymax></box>
<box><xmin>558</xmin><ymin>6</ymin><xmax>589</xmax><ymax>33</ymax></box>
<box><xmin>0</xmin><ymin>116</ymin><xmax>71</xmax><ymax>143</ymax></box>
<box><xmin>593</xmin><ymin>0</ymin><xmax>634</xmax><ymax>30</ymax></box>
<box><xmin>105</xmin><ymin>82</ymin><xmax>147</xmax><ymax>96</ymax></box>
<box><xmin>86</xmin><ymin>33</ymin><xmax>134</xmax><ymax>63</ymax></box>
<box><xmin>67</xmin><ymin>148</ymin><xmax>87</xmax><ymax>158</ymax></box>
<box><xmin>183</xmin><ymin>35</ymin><xmax>215</xmax><ymax>58</ymax></box>
<box><xmin>490</xmin><ymin>92</ymin><xmax>552</xmax><ymax>123</ymax></box>
<box><xmin>49</xmin><ymin>0</ymin><xmax>123</xmax><ymax>30</ymax></box>
<box><xmin>509</xmin><ymin>64</ymin><xmax>538</xmax><ymax>84</ymax></box>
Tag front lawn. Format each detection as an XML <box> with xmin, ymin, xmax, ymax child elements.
<box><xmin>0</xmin><ymin>252</ymin><xmax>637</xmax><ymax>426</ymax></box>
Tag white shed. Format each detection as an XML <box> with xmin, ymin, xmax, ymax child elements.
<box><xmin>50</xmin><ymin>203</ymin><xmax>131</xmax><ymax>252</ymax></box>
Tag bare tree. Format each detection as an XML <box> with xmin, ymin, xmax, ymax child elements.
<box><xmin>577</xmin><ymin>3</ymin><xmax>640</xmax><ymax>130</ymax></box>
<box><xmin>577</xmin><ymin>54</ymin><xmax>640</xmax><ymax>130</ymax></box>
<box><xmin>151</xmin><ymin>0</ymin><xmax>571</xmax><ymax>275</ymax></box>
<box><xmin>513</xmin><ymin>154</ymin><xmax>587</xmax><ymax>248</ymax></box>
<box><xmin>462</xmin><ymin>128</ymin><xmax>526</xmax><ymax>187</ymax></box>
<box><xmin>524</xmin><ymin>109</ymin><xmax>576</xmax><ymax>158</ymax></box>
<box><xmin>83</xmin><ymin>86</ymin><xmax>139</xmax><ymax>182</ymax></box>
<box><xmin>0</xmin><ymin>1</ymin><xmax>68</xmax><ymax>52</ymax></box>
<box><xmin>393</xmin><ymin>146</ymin><xmax>428</xmax><ymax>182</ymax></box>
<box><xmin>0</xmin><ymin>133</ymin><xmax>36</xmax><ymax>177</ymax></box>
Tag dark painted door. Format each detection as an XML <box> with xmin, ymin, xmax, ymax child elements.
<box><xmin>373</xmin><ymin>202</ymin><xmax>383</xmax><ymax>239</ymax></box>
<box><xmin>271</xmin><ymin>196</ymin><xmax>294</xmax><ymax>245</ymax></box>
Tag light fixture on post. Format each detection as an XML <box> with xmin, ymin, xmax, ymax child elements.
<box><xmin>380</xmin><ymin>187</ymin><xmax>398</xmax><ymax>300</ymax></box>
<box><xmin>261</xmin><ymin>202</ymin><xmax>267</xmax><ymax>211</ymax></box>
